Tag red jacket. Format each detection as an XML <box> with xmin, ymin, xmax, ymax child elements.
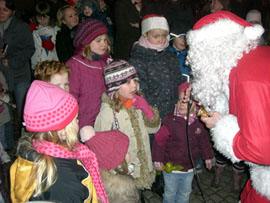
<box><xmin>66</xmin><ymin>51</ymin><xmax>109</xmax><ymax>129</ymax></box>
<box><xmin>229</xmin><ymin>46</ymin><xmax>270</xmax><ymax>203</ymax></box>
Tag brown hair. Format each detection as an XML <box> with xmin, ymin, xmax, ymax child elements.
<box><xmin>34</xmin><ymin>60</ymin><xmax>70</xmax><ymax>82</ymax></box>
<box><xmin>35</xmin><ymin>1</ymin><xmax>55</xmax><ymax>26</ymax></box>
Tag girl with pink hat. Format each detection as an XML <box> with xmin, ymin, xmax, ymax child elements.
<box><xmin>10</xmin><ymin>80</ymin><xmax>108</xmax><ymax>203</ymax></box>
<box><xmin>66</xmin><ymin>18</ymin><xmax>111</xmax><ymax>143</ymax></box>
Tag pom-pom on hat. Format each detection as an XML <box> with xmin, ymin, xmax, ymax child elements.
<box><xmin>141</xmin><ymin>14</ymin><xmax>169</xmax><ymax>35</ymax></box>
<box><xmin>23</xmin><ymin>80</ymin><xmax>78</xmax><ymax>132</ymax></box>
<box><xmin>85</xmin><ymin>130</ymin><xmax>129</xmax><ymax>170</ymax></box>
<box><xmin>246</xmin><ymin>9</ymin><xmax>262</xmax><ymax>25</ymax></box>
<box><xmin>178</xmin><ymin>82</ymin><xmax>190</xmax><ymax>96</ymax></box>
<box><xmin>188</xmin><ymin>11</ymin><xmax>264</xmax><ymax>44</ymax></box>
<box><xmin>104</xmin><ymin>60</ymin><xmax>138</xmax><ymax>98</ymax></box>
<box><xmin>73</xmin><ymin>18</ymin><xmax>108</xmax><ymax>49</ymax></box>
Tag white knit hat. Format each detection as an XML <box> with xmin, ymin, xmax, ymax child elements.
<box><xmin>141</xmin><ymin>14</ymin><xmax>169</xmax><ymax>35</ymax></box>
<box><xmin>246</xmin><ymin>9</ymin><xmax>262</xmax><ymax>25</ymax></box>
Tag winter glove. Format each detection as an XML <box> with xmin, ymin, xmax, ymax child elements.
<box><xmin>1</xmin><ymin>94</ymin><xmax>10</xmax><ymax>103</ymax></box>
<box><xmin>41</xmin><ymin>35</ymin><xmax>54</xmax><ymax>50</ymax></box>
<box><xmin>80</xmin><ymin>125</ymin><xmax>96</xmax><ymax>142</ymax></box>
<box><xmin>133</xmin><ymin>94</ymin><xmax>154</xmax><ymax>119</ymax></box>
<box><xmin>154</xmin><ymin>125</ymin><xmax>170</xmax><ymax>146</ymax></box>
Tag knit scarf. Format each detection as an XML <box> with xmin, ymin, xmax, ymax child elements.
<box><xmin>119</xmin><ymin>96</ymin><xmax>133</xmax><ymax>108</ymax></box>
<box><xmin>32</xmin><ymin>139</ymin><xmax>108</xmax><ymax>203</ymax></box>
<box><xmin>138</xmin><ymin>35</ymin><xmax>169</xmax><ymax>52</ymax></box>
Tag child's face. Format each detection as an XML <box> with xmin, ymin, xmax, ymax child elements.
<box><xmin>62</xmin><ymin>7</ymin><xmax>79</xmax><ymax>29</ymax></box>
<box><xmin>144</xmin><ymin>29</ymin><xmax>168</xmax><ymax>45</ymax></box>
<box><xmin>210</xmin><ymin>0</ymin><xmax>223</xmax><ymax>13</ymax></box>
<box><xmin>173</xmin><ymin>37</ymin><xmax>186</xmax><ymax>51</ymax></box>
<box><xmin>90</xmin><ymin>34</ymin><xmax>108</xmax><ymax>55</ymax></box>
<box><xmin>177</xmin><ymin>92</ymin><xmax>195</xmax><ymax>114</ymax></box>
<box><xmin>49</xmin><ymin>72</ymin><xmax>69</xmax><ymax>92</ymax></box>
<box><xmin>118</xmin><ymin>79</ymin><xmax>138</xmax><ymax>99</ymax></box>
<box><xmin>36</xmin><ymin>15</ymin><xmax>50</xmax><ymax>27</ymax></box>
<box><xmin>83</xmin><ymin>6</ymin><xmax>93</xmax><ymax>16</ymax></box>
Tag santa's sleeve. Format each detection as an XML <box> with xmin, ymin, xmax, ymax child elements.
<box><xmin>212</xmin><ymin>81</ymin><xmax>270</xmax><ymax>165</ymax></box>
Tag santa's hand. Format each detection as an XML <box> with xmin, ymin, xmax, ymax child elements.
<box><xmin>80</xmin><ymin>125</ymin><xmax>96</xmax><ymax>142</ymax></box>
<box><xmin>200</xmin><ymin>111</ymin><xmax>222</xmax><ymax>128</ymax></box>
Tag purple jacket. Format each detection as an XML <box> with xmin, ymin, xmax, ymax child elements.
<box><xmin>152</xmin><ymin>112</ymin><xmax>213</xmax><ymax>171</ymax></box>
<box><xmin>66</xmin><ymin>52</ymin><xmax>109</xmax><ymax>129</ymax></box>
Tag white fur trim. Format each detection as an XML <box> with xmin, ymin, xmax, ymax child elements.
<box><xmin>211</xmin><ymin>114</ymin><xmax>241</xmax><ymax>163</ymax></box>
<box><xmin>244</xmin><ymin>24</ymin><xmax>264</xmax><ymax>41</ymax></box>
<box><xmin>141</xmin><ymin>16</ymin><xmax>169</xmax><ymax>35</ymax></box>
<box><xmin>247</xmin><ymin>162</ymin><xmax>270</xmax><ymax>200</ymax></box>
<box><xmin>187</xmin><ymin>19</ymin><xmax>244</xmax><ymax>44</ymax></box>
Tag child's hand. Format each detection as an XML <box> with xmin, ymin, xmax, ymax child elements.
<box><xmin>80</xmin><ymin>125</ymin><xmax>96</xmax><ymax>142</ymax></box>
<box><xmin>133</xmin><ymin>94</ymin><xmax>154</xmax><ymax>119</ymax></box>
<box><xmin>154</xmin><ymin>162</ymin><xmax>164</xmax><ymax>171</ymax></box>
<box><xmin>205</xmin><ymin>162</ymin><xmax>212</xmax><ymax>170</ymax></box>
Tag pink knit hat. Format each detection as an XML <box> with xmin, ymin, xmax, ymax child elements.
<box><xmin>178</xmin><ymin>82</ymin><xmax>190</xmax><ymax>95</ymax></box>
<box><xmin>85</xmin><ymin>130</ymin><xmax>129</xmax><ymax>170</ymax></box>
<box><xmin>73</xmin><ymin>18</ymin><xmax>108</xmax><ymax>49</ymax></box>
<box><xmin>24</xmin><ymin>80</ymin><xmax>78</xmax><ymax>132</ymax></box>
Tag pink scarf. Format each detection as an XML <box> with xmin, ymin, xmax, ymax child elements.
<box><xmin>32</xmin><ymin>139</ymin><xmax>108</xmax><ymax>203</ymax></box>
<box><xmin>138</xmin><ymin>35</ymin><xmax>169</xmax><ymax>52</ymax></box>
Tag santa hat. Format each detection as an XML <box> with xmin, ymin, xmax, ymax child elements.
<box><xmin>85</xmin><ymin>130</ymin><xmax>129</xmax><ymax>170</ymax></box>
<box><xmin>188</xmin><ymin>11</ymin><xmax>264</xmax><ymax>44</ymax></box>
<box><xmin>246</xmin><ymin>9</ymin><xmax>262</xmax><ymax>25</ymax></box>
<box><xmin>141</xmin><ymin>14</ymin><xmax>169</xmax><ymax>35</ymax></box>
<box><xmin>24</xmin><ymin>80</ymin><xmax>78</xmax><ymax>132</ymax></box>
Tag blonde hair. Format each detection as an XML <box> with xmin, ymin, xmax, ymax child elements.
<box><xmin>82</xmin><ymin>34</ymin><xmax>111</xmax><ymax>61</ymax></box>
<box><xmin>34</xmin><ymin>60</ymin><xmax>70</xmax><ymax>82</ymax></box>
<box><xmin>17</xmin><ymin>118</ymin><xmax>79</xmax><ymax>197</ymax></box>
<box><xmin>57</xmin><ymin>5</ymin><xmax>76</xmax><ymax>27</ymax></box>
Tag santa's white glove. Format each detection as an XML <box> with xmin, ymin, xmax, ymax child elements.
<box><xmin>80</xmin><ymin>125</ymin><xmax>96</xmax><ymax>142</ymax></box>
<box><xmin>1</xmin><ymin>94</ymin><xmax>10</xmax><ymax>103</ymax></box>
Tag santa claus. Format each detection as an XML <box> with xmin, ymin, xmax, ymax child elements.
<box><xmin>186</xmin><ymin>11</ymin><xmax>270</xmax><ymax>202</ymax></box>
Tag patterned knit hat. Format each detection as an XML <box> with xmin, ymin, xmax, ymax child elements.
<box><xmin>104</xmin><ymin>60</ymin><xmax>138</xmax><ymax>98</ymax></box>
<box><xmin>85</xmin><ymin>130</ymin><xmax>129</xmax><ymax>170</ymax></box>
<box><xmin>73</xmin><ymin>18</ymin><xmax>108</xmax><ymax>49</ymax></box>
<box><xmin>141</xmin><ymin>14</ymin><xmax>169</xmax><ymax>35</ymax></box>
<box><xmin>24</xmin><ymin>80</ymin><xmax>78</xmax><ymax>132</ymax></box>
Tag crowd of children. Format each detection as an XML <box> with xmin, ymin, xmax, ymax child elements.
<box><xmin>1</xmin><ymin>0</ymin><xmax>270</xmax><ymax>202</ymax></box>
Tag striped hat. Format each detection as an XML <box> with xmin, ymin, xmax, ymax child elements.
<box><xmin>104</xmin><ymin>60</ymin><xmax>138</xmax><ymax>98</ymax></box>
<box><xmin>73</xmin><ymin>18</ymin><xmax>108</xmax><ymax>49</ymax></box>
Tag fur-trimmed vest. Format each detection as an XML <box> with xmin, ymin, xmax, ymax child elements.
<box><xmin>95</xmin><ymin>93</ymin><xmax>161</xmax><ymax>189</ymax></box>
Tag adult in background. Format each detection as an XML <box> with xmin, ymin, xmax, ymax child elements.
<box><xmin>186</xmin><ymin>11</ymin><xmax>270</xmax><ymax>202</ymax></box>
<box><xmin>0</xmin><ymin>0</ymin><xmax>34</xmax><ymax>126</ymax></box>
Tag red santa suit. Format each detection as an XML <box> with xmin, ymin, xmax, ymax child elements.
<box><xmin>186</xmin><ymin>11</ymin><xmax>270</xmax><ymax>203</ymax></box>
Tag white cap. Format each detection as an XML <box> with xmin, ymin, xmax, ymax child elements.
<box><xmin>246</xmin><ymin>10</ymin><xmax>262</xmax><ymax>25</ymax></box>
<box><xmin>141</xmin><ymin>14</ymin><xmax>169</xmax><ymax>35</ymax></box>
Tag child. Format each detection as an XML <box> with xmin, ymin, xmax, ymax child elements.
<box><xmin>66</xmin><ymin>18</ymin><xmax>111</xmax><ymax>139</ymax></box>
<box><xmin>34</xmin><ymin>60</ymin><xmax>70</xmax><ymax>92</ymax></box>
<box><xmin>31</xmin><ymin>1</ymin><xmax>59</xmax><ymax>72</ymax></box>
<box><xmin>0</xmin><ymin>71</ymin><xmax>13</xmax><ymax>151</ymax></box>
<box><xmin>56</xmin><ymin>5</ymin><xmax>79</xmax><ymax>62</ymax></box>
<box><xmin>169</xmin><ymin>25</ymin><xmax>190</xmax><ymax>77</ymax></box>
<box><xmin>128</xmin><ymin>14</ymin><xmax>185</xmax><ymax>119</ymax></box>
<box><xmin>152</xmin><ymin>82</ymin><xmax>213</xmax><ymax>203</ymax></box>
<box><xmin>78</xmin><ymin>0</ymin><xmax>113</xmax><ymax>38</ymax></box>
<box><xmin>83</xmin><ymin>130</ymin><xmax>141</xmax><ymax>202</ymax></box>
<box><xmin>10</xmin><ymin>80</ymin><xmax>108</xmax><ymax>203</ymax></box>
<box><xmin>94</xmin><ymin>60</ymin><xmax>160</xmax><ymax>190</ymax></box>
